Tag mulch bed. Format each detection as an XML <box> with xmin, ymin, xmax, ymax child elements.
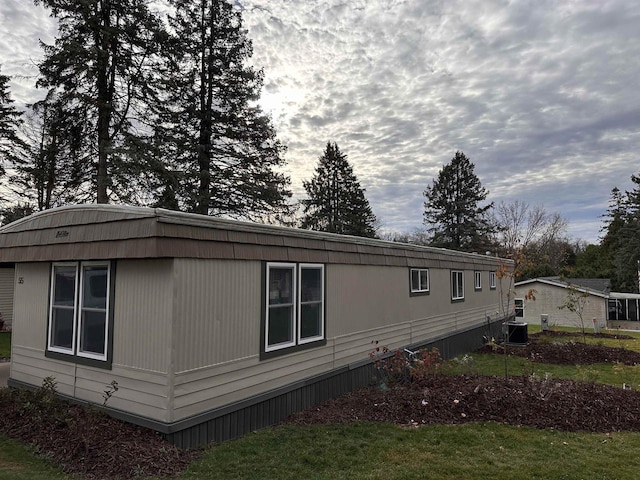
<box><xmin>0</xmin><ymin>387</ymin><xmax>199</xmax><ymax>479</ymax></box>
<box><xmin>285</xmin><ymin>374</ymin><xmax>640</xmax><ymax>432</ymax></box>
<box><xmin>478</xmin><ymin>335</ymin><xmax>640</xmax><ymax>365</ymax></box>
<box><xmin>286</xmin><ymin>331</ymin><xmax>640</xmax><ymax>433</ymax></box>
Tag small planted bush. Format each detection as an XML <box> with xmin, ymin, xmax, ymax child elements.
<box><xmin>369</xmin><ymin>341</ymin><xmax>444</xmax><ymax>389</ymax></box>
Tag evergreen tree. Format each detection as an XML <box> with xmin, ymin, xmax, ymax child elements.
<box><xmin>301</xmin><ymin>142</ymin><xmax>377</xmax><ymax>238</ymax></box>
<box><xmin>598</xmin><ymin>176</ymin><xmax>640</xmax><ymax>292</ymax></box>
<box><xmin>0</xmin><ymin>203</ymin><xmax>35</xmax><ymax>226</ymax></box>
<box><xmin>33</xmin><ymin>0</ymin><xmax>166</xmax><ymax>204</ymax></box>
<box><xmin>0</xmin><ymin>66</ymin><xmax>25</xmax><ymax>178</ymax></box>
<box><xmin>613</xmin><ymin>174</ymin><xmax>640</xmax><ymax>292</ymax></box>
<box><xmin>10</xmin><ymin>90</ymin><xmax>87</xmax><ymax>210</ymax></box>
<box><xmin>152</xmin><ymin>0</ymin><xmax>291</xmax><ymax>219</ymax></box>
<box><xmin>600</xmin><ymin>187</ymin><xmax>626</xmax><ymax>250</ymax></box>
<box><xmin>423</xmin><ymin>151</ymin><xmax>493</xmax><ymax>251</ymax></box>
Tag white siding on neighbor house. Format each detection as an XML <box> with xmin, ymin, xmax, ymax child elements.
<box><xmin>514</xmin><ymin>282</ymin><xmax>607</xmax><ymax>329</ymax></box>
<box><xmin>0</xmin><ymin>267</ymin><xmax>14</xmax><ymax>329</ymax></box>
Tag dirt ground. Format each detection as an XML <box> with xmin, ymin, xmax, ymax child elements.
<box><xmin>1</xmin><ymin>330</ymin><xmax>640</xmax><ymax>479</ymax></box>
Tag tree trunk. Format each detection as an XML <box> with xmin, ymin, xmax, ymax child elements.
<box><xmin>96</xmin><ymin>2</ymin><xmax>112</xmax><ymax>204</ymax></box>
<box><xmin>196</xmin><ymin>0</ymin><xmax>214</xmax><ymax>215</ymax></box>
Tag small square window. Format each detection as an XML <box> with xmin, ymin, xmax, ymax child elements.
<box><xmin>515</xmin><ymin>298</ymin><xmax>524</xmax><ymax>318</ymax></box>
<box><xmin>410</xmin><ymin>268</ymin><xmax>429</xmax><ymax>294</ymax></box>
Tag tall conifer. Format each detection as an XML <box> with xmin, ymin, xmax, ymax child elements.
<box><xmin>0</xmin><ymin>66</ymin><xmax>25</xmax><ymax>177</ymax></box>
<box><xmin>301</xmin><ymin>142</ymin><xmax>377</xmax><ymax>238</ymax></box>
<box><xmin>423</xmin><ymin>151</ymin><xmax>493</xmax><ymax>251</ymax></box>
<box><xmin>152</xmin><ymin>0</ymin><xmax>291</xmax><ymax>219</ymax></box>
<box><xmin>34</xmin><ymin>0</ymin><xmax>165</xmax><ymax>204</ymax></box>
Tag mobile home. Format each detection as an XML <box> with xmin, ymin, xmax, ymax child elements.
<box><xmin>0</xmin><ymin>205</ymin><xmax>511</xmax><ymax>448</ymax></box>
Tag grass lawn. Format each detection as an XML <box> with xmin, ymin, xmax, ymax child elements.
<box><xmin>0</xmin><ymin>332</ymin><xmax>10</xmax><ymax>359</ymax></box>
<box><xmin>5</xmin><ymin>326</ymin><xmax>640</xmax><ymax>479</ymax></box>
<box><xmin>446</xmin><ymin>326</ymin><xmax>640</xmax><ymax>389</ymax></box>
<box><xmin>0</xmin><ymin>436</ymin><xmax>67</xmax><ymax>480</ymax></box>
<box><xmin>180</xmin><ymin>423</ymin><xmax>640</xmax><ymax>480</ymax></box>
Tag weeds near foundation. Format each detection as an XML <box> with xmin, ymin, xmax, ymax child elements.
<box><xmin>102</xmin><ymin>380</ymin><xmax>119</xmax><ymax>406</ymax></box>
<box><xmin>369</xmin><ymin>341</ymin><xmax>444</xmax><ymax>389</ymax></box>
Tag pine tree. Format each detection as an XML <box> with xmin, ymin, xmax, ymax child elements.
<box><xmin>613</xmin><ymin>174</ymin><xmax>640</xmax><ymax>292</ymax></box>
<box><xmin>10</xmin><ymin>90</ymin><xmax>88</xmax><ymax>210</ymax></box>
<box><xmin>423</xmin><ymin>151</ymin><xmax>493</xmax><ymax>251</ymax></box>
<box><xmin>33</xmin><ymin>0</ymin><xmax>166</xmax><ymax>204</ymax></box>
<box><xmin>152</xmin><ymin>0</ymin><xmax>291</xmax><ymax>219</ymax></box>
<box><xmin>301</xmin><ymin>142</ymin><xmax>377</xmax><ymax>238</ymax></box>
<box><xmin>600</xmin><ymin>187</ymin><xmax>626</xmax><ymax>249</ymax></box>
<box><xmin>0</xmin><ymin>66</ymin><xmax>25</xmax><ymax>178</ymax></box>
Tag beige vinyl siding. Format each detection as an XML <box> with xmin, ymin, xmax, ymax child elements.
<box><xmin>327</xmin><ymin>265</ymin><xmax>409</xmax><ymax>335</ymax></box>
<box><xmin>0</xmin><ymin>267</ymin><xmax>14</xmax><ymax>328</ymax></box>
<box><xmin>11</xmin><ymin>263</ymin><xmax>49</xmax><ymax>351</ymax></box>
<box><xmin>514</xmin><ymin>282</ymin><xmax>607</xmax><ymax>328</ymax></box>
<box><xmin>113</xmin><ymin>259</ymin><xmax>174</xmax><ymax>373</ymax></box>
<box><xmin>172</xmin><ymin>258</ymin><xmax>261</xmax><ymax>372</ymax></box>
<box><xmin>9</xmin><ymin>260</ymin><xmax>175</xmax><ymax>423</ymax></box>
<box><xmin>170</xmin><ymin>263</ymin><xmax>502</xmax><ymax>422</ymax></box>
<box><xmin>172</xmin><ymin>346</ymin><xmax>335</xmax><ymax>421</ymax></box>
<box><xmin>72</xmin><ymin>365</ymin><xmax>170</xmax><ymax>422</ymax></box>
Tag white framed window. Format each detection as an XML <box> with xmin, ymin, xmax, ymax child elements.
<box><xmin>266</xmin><ymin>263</ymin><xmax>297</xmax><ymax>351</ymax></box>
<box><xmin>77</xmin><ymin>263</ymin><xmax>111</xmax><ymax>360</ymax></box>
<box><xmin>265</xmin><ymin>262</ymin><xmax>325</xmax><ymax>353</ymax></box>
<box><xmin>474</xmin><ymin>271</ymin><xmax>482</xmax><ymax>290</ymax></box>
<box><xmin>299</xmin><ymin>264</ymin><xmax>325</xmax><ymax>344</ymax></box>
<box><xmin>48</xmin><ymin>261</ymin><xmax>112</xmax><ymax>363</ymax></box>
<box><xmin>410</xmin><ymin>268</ymin><xmax>429</xmax><ymax>294</ymax></box>
<box><xmin>48</xmin><ymin>263</ymin><xmax>79</xmax><ymax>354</ymax></box>
<box><xmin>489</xmin><ymin>271</ymin><xmax>497</xmax><ymax>289</ymax></box>
<box><xmin>515</xmin><ymin>298</ymin><xmax>524</xmax><ymax>318</ymax></box>
<box><xmin>451</xmin><ymin>270</ymin><xmax>464</xmax><ymax>301</ymax></box>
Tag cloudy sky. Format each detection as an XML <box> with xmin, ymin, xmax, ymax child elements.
<box><xmin>1</xmin><ymin>0</ymin><xmax>639</xmax><ymax>243</ymax></box>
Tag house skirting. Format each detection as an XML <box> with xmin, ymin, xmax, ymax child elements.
<box><xmin>8</xmin><ymin>316</ymin><xmax>505</xmax><ymax>449</ymax></box>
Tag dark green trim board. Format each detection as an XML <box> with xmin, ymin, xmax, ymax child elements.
<box><xmin>9</xmin><ymin>315</ymin><xmax>506</xmax><ymax>450</ymax></box>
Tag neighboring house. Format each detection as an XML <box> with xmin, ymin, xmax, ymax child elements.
<box><xmin>514</xmin><ymin>277</ymin><xmax>640</xmax><ymax>330</ymax></box>
<box><xmin>0</xmin><ymin>263</ymin><xmax>15</xmax><ymax>330</ymax></box>
<box><xmin>0</xmin><ymin>205</ymin><xmax>511</xmax><ymax>448</ymax></box>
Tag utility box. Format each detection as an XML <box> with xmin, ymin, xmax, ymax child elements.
<box><xmin>541</xmin><ymin>314</ymin><xmax>549</xmax><ymax>331</ymax></box>
<box><xmin>593</xmin><ymin>317</ymin><xmax>601</xmax><ymax>334</ymax></box>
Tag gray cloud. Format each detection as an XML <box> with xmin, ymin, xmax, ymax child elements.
<box><xmin>1</xmin><ymin>0</ymin><xmax>639</xmax><ymax>243</ymax></box>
